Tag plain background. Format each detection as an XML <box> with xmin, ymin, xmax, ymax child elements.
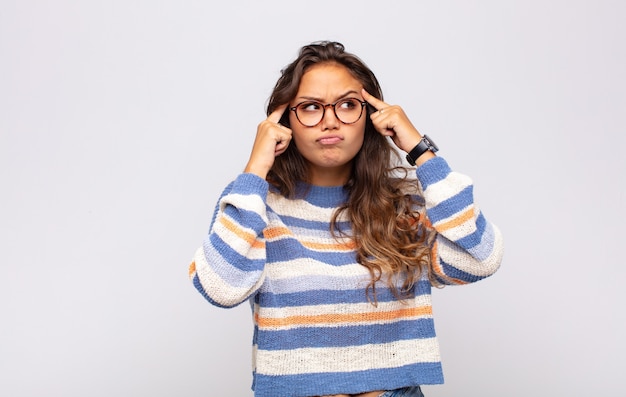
<box><xmin>1</xmin><ymin>1</ymin><xmax>624</xmax><ymax>396</ymax></box>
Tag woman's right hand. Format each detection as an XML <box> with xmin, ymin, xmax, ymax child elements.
<box><xmin>244</xmin><ymin>104</ymin><xmax>291</xmax><ymax>179</ymax></box>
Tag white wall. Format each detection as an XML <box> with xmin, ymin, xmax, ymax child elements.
<box><xmin>1</xmin><ymin>1</ymin><xmax>624</xmax><ymax>396</ymax></box>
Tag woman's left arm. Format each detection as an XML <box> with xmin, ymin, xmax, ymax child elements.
<box><xmin>417</xmin><ymin>157</ymin><xmax>504</xmax><ymax>285</ymax></box>
<box><xmin>363</xmin><ymin>89</ymin><xmax>503</xmax><ymax>283</ymax></box>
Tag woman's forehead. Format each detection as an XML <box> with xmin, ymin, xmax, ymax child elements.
<box><xmin>296</xmin><ymin>64</ymin><xmax>363</xmax><ymax>100</ymax></box>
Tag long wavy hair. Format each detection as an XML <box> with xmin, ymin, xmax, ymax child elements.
<box><xmin>266</xmin><ymin>41</ymin><xmax>437</xmax><ymax>303</ymax></box>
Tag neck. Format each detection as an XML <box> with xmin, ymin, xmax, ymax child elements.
<box><xmin>307</xmin><ymin>164</ymin><xmax>352</xmax><ymax>186</ymax></box>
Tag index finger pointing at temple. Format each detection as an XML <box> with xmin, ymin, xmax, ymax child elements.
<box><xmin>268</xmin><ymin>104</ymin><xmax>289</xmax><ymax>124</ymax></box>
<box><xmin>361</xmin><ymin>88</ymin><xmax>388</xmax><ymax>111</ymax></box>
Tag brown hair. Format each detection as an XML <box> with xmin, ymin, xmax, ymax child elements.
<box><xmin>267</xmin><ymin>41</ymin><xmax>437</xmax><ymax>302</ymax></box>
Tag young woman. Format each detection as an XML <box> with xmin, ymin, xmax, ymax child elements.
<box><xmin>189</xmin><ymin>41</ymin><xmax>503</xmax><ymax>397</ymax></box>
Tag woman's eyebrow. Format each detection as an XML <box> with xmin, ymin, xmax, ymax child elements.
<box><xmin>296</xmin><ymin>90</ymin><xmax>361</xmax><ymax>102</ymax></box>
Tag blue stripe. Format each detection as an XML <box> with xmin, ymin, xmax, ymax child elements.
<box><xmin>426</xmin><ymin>185</ymin><xmax>473</xmax><ymax>224</ymax></box>
<box><xmin>231</xmin><ymin>172</ymin><xmax>269</xmax><ymax>196</ymax></box>
<box><xmin>222</xmin><ymin>205</ymin><xmax>267</xmax><ymax>233</ymax></box>
<box><xmin>266</xmin><ymin>238</ymin><xmax>357</xmax><ymax>265</ymax></box>
<box><xmin>415</xmin><ymin>157</ymin><xmax>451</xmax><ymax>190</ymax></box>
<box><xmin>438</xmin><ymin>257</ymin><xmax>486</xmax><ymax>284</ymax></box>
<box><xmin>204</xmin><ymin>233</ymin><xmax>265</xmax><ymax>273</ymax></box>
<box><xmin>258</xmin><ymin>280</ymin><xmax>432</xmax><ymax>307</ymax></box>
<box><xmin>297</xmin><ymin>183</ymin><xmax>348</xmax><ymax>207</ymax></box>
<box><xmin>192</xmin><ymin>274</ymin><xmax>241</xmax><ymax>308</ymax></box>
<box><xmin>253</xmin><ymin>362</ymin><xmax>443</xmax><ymax>397</ymax></box>
<box><xmin>466</xmin><ymin>218</ymin><xmax>497</xmax><ymax>261</ymax></box>
<box><xmin>257</xmin><ymin>319</ymin><xmax>436</xmax><ymax>350</ymax></box>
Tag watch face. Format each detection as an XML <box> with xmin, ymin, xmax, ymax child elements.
<box><xmin>423</xmin><ymin>135</ymin><xmax>439</xmax><ymax>151</ymax></box>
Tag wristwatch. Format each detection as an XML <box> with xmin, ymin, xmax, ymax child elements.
<box><xmin>405</xmin><ymin>135</ymin><xmax>438</xmax><ymax>166</ymax></box>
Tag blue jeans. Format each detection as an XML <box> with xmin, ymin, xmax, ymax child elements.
<box><xmin>378</xmin><ymin>386</ymin><xmax>424</xmax><ymax>397</ymax></box>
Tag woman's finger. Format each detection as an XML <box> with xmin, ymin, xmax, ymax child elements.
<box><xmin>361</xmin><ymin>88</ymin><xmax>388</xmax><ymax>111</ymax></box>
<box><xmin>267</xmin><ymin>104</ymin><xmax>289</xmax><ymax>124</ymax></box>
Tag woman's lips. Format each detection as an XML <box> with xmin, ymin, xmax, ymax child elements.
<box><xmin>317</xmin><ymin>135</ymin><xmax>343</xmax><ymax>145</ymax></box>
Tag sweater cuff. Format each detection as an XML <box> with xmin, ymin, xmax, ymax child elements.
<box><xmin>415</xmin><ymin>157</ymin><xmax>452</xmax><ymax>190</ymax></box>
<box><xmin>231</xmin><ymin>173</ymin><xmax>270</xmax><ymax>200</ymax></box>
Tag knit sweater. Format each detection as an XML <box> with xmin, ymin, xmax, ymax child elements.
<box><xmin>189</xmin><ymin>156</ymin><xmax>503</xmax><ymax>397</ymax></box>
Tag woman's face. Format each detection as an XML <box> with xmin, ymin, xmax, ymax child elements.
<box><xmin>288</xmin><ymin>63</ymin><xmax>367</xmax><ymax>186</ymax></box>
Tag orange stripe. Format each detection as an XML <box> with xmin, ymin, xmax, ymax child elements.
<box><xmin>256</xmin><ymin>306</ymin><xmax>432</xmax><ymax>328</ymax></box>
<box><xmin>302</xmin><ymin>240</ymin><xmax>356</xmax><ymax>251</ymax></box>
<box><xmin>264</xmin><ymin>226</ymin><xmax>356</xmax><ymax>251</ymax></box>
<box><xmin>220</xmin><ymin>216</ymin><xmax>265</xmax><ymax>249</ymax></box>
<box><xmin>434</xmin><ymin>207</ymin><xmax>474</xmax><ymax>232</ymax></box>
<box><xmin>188</xmin><ymin>261</ymin><xmax>196</xmax><ymax>277</ymax></box>
<box><xmin>263</xmin><ymin>226</ymin><xmax>292</xmax><ymax>239</ymax></box>
<box><xmin>430</xmin><ymin>241</ymin><xmax>441</xmax><ymax>274</ymax></box>
<box><xmin>251</xmin><ymin>240</ymin><xmax>265</xmax><ymax>249</ymax></box>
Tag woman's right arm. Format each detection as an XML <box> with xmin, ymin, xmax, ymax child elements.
<box><xmin>188</xmin><ymin>173</ymin><xmax>270</xmax><ymax>308</ymax></box>
<box><xmin>189</xmin><ymin>105</ymin><xmax>290</xmax><ymax>307</ymax></box>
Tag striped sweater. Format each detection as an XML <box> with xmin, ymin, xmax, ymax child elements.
<box><xmin>189</xmin><ymin>156</ymin><xmax>503</xmax><ymax>397</ymax></box>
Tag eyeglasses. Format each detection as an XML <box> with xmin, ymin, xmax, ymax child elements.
<box><xmin>289</xmin><ymin>98</ymin><xmax>367</xmax><ymax>127</ymax></box>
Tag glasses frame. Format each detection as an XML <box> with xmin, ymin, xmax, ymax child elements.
<box><xmin>289</xmin><ymin>98</ymin><xmax>368</xmax><ymax>127</ymax></box>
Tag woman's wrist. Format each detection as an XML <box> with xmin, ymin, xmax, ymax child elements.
<box><xmin>405</xmin><ymin>134</ymin><xmax>439</xmax><ymax>166</ymax></box>
<box><xmin>414</xmin><ymin>150</ymin><xmax>436</xmax><ymax>166</ymax></box>
<box><xmin>244</xmin><ymin>162</ymin><xmax>269</xmax><ymax>180</ymax></box>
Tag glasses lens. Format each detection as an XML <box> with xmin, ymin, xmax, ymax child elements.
<box><xmin>335</xmin><ymin>98</ymin><xmax>363</xmax><ymax>124</ymax></box>
<box><xmin>296</xmin><ymin>102</ymin><xmax>323</xmax><ymax>127</ymax></box>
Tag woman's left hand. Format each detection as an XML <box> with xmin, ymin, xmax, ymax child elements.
<box><xmin>362</xmin><ymin>88</ymin><xmax>422</xmax><ymax>154</ymax></box>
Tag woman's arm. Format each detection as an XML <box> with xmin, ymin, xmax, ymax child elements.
<box><xmin>190</xmin><ymin>106</ymin><xmax>291</xmax><ymax>307</ymax></box>
<box><xmin>417</xmin><ymin>157</ymin><xmax>504</xmax><ymax>285</ymax></box>
<box><xmin>189</xmin><ymin>173</ymin><xmax>270</xmax><ymax>307</ymax></box>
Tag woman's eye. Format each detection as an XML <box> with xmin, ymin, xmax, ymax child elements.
<box><xmin>301</xmin><ymin>102</ymin><xmax>321</xmax><ymax>112</ymax></box>
<box><xmin>339</xmin><ymin>99</ymin><xmax>358</xmax><ymax>109</ymax></box>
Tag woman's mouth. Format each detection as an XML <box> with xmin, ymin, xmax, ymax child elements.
<box><xmin>317</xmin><ymin>135</ymin><xmax>343</xmax><ymax>145</ymax></box>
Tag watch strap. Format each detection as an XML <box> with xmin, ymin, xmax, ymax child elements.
<box><xmin>406</xmin><ymin>135</ymin><xmax>438</xmax><ymax>166</ymax></box>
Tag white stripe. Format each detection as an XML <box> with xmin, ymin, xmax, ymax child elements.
<box><xmin>265</xmin><ymin>258</ymin><xmax>368</xmax><ymax>280</ymax></box>
<box><xmin>268</xmin><ymin>194</ymin><xmax>350</xmax><ymax>223</ymax></box>
<box><xmin>256</xmin><ymin>338</ymin><xmax>441</xmax><ymax>376</ymax></box>
<box><xmin>260</xmin><ymin>275</ymin><xmax>367</xmax><ymax>294</ymax></box>
<box><xmin>193</xmin><ymin>247</ymin><xmax>264</xmax><ymax>306</ymax></box>
<box><xmin>422</xmin><ymin>171</ymin><xmax>472</xmax><ymax>206</ymax></box>
<box><xmin>256</xmin><ymin>297</ymin><xmax>433</xmax><ymax>325</ymax></box>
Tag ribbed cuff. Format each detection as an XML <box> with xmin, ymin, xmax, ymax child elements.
<box><xmin>414</xmin><ymin>156</ymin><xmax>452</xmax><ymax>190</ymax></box>
<box><xmin>232</xmin><ymin>172</ymin><xmax>270</xmax><ymax>200</ymax></box>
